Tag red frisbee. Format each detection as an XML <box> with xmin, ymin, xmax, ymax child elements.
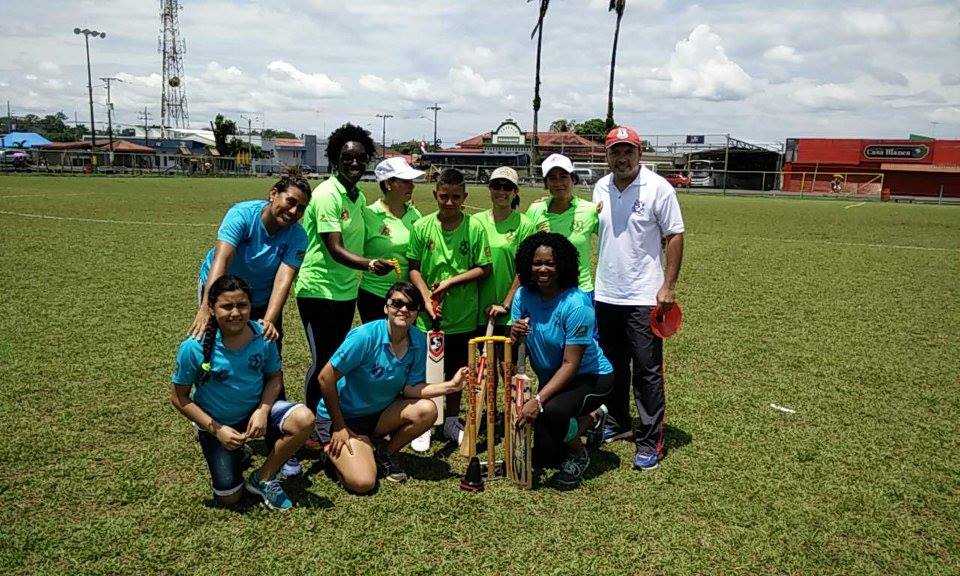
<box><xmin>651</xmin><ymin>303</ymin><xmax>683</xmax><ymax>339</ymax></box>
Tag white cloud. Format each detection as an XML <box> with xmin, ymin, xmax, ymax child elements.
<box><xmin>763</xmin><ymin>45</ymin><xmax>802</xmax><ymax>64</ymax></box>
<box><xmin>941</xmin><ymin>73</ymin><xmax>960</xmax><ymax>86</ymax></box>
<box><xmin>929</xmin><ymin>107</ymin><xmax>960</xmax><ymax>123</ymax></box>
<box><xmin>25</xmin><ymin>74</ymin><xmax>38</xmax><ymax>81</ymax></box>
<box><xmin>265</xmin><ymin>61</ymin><xmax>344</xmax><ymax>97</ymax></box>
<box><xmin>842</xmin><ymin>11</ymin><xmax>899</xmax><ymax>38</ymax></box>
<box><xmin>202</xmin><ymin>62</ymin><xmax>249</xmax><ymax>85</ymax></box>
<box><xmin>116</xmin><ymin>72</ymin><xmax>164</xmax><ymax>89</ymax></box>
<box><xmin>650</xmin><ymin>25</ymin><xmax>754</xmax><ymax>101</ymax></box>
<box><xmin>790</xmin><ymin>83</ymin><xmax>865</xmax><ymax>111</ymax></box>
<box><xmin>448</xmin><ymin>65</ymin><xmax>504</xmax><ymax>98</ymax></box>
<box><xmin>38</xmin><ymin>61</ymin><xmax>61</xmax><ymax>74</ymax></box>
<box><xmin>358</xmin><ymin>74</ymin><xmax>434</xmax><ymax>101</ymax></box>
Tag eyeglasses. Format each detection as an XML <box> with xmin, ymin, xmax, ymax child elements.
<box><xmin>387</xmin><ymin>298</ymin><xmax>419</xmax><ymax>311</ymax></box>
<box><xmin>489</xmin><ymin>181</ymin><xmax>516</xmax><ymax>192</ymax></box>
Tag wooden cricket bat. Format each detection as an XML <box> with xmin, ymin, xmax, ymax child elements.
<box><xmin>426</xmin><ymin>300</ymin><xmax>445</xmax><ymax>426</ymax></box>
<box><xmin>508</xmin><ymin>341</ymin><xmax>534</xmax><ymax>489</ymax></box>
<box><xmin>459</xmin><ymin>320</ymin><xmax>495</xmax><ymax>457</ymax></box>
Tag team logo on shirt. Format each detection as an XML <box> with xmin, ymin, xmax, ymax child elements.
<box><xmin>370</xmin><ymin>364</ymin><xmax>385</xmax><ymax>378</ymax></box>
<box><xmin>505</xmin><ymin>229</ymin><xmax>516</xmax><ymax>242</ymax></box>
<box><xmin>340</xmin><ymin>209</ymin><xmax>350</xmax><ymax>221</ymax></box>
<box><xmin>426</xmin><ymin>239</ymin><xmax>436</xmax><ymax>252</ymax></box>
<box><xmin>380</xmin><ymin>224</ymin><xmax>392</xmax><ymax>237</ymax></box>
<box><xmin>632</xmin><ymin>199</ymin><xmax>646</xmax><ymax>216</ymax></box>
<box><xmin>536</xmin><ymin>221</ymin><xmax>550</xmax><ymax>232</ymax></box>
<box><xmin>247</xmin><ymin>353</ymin><xmax>263</xmax><ymax>370</ymax></box>
<box><xmin>295</xmin><ymin>249</ymin><xmax>305</xmax><ymax>260</ymax></box>
<box><xmin>571</xmin><ymin>219</ymin><xmax>585</xmax><ymax>233</ymax></box>
<box><xmin>573</xmin><ymin>325</ymin><xmax>588</xmax><ymax>337</ymax></box>
<box><xmin>459</xmin><ymin>240</ymin><xmax>470</xmax><ymax>255</ymax></box>
<box><xmin>483</xmin><ymin>246</ymin><xmax>491</xmax><ymax>258</ymax></box>
<box><xmin>277</xmin><ymin>243</ymin><xmax>289</xmax><ymax>259</ymax></box>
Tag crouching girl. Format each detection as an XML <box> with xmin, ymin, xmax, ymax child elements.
<box><xmin>171</xmin><ymin>275</ymin><xmax>314</xmax><ymax>510</ymax></box>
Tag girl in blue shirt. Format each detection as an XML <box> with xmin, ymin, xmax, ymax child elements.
<box><xmin>171</xmin><ymin>275</ymin><xmax>315</xmax><ymax>510</ymax></box>
<box><xmin>316</xmin><ymin>282</ymin><xmax>467</xmax><ymax>493</ymax></box>
<box><xmin>511</xmin><ymin>232</ymin><xmax>613</xmax><ymax>488</ymax></box>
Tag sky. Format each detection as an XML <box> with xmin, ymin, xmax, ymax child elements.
<box><xmin>1</xmin><ymin>0</ymin><xmax>959</xmax><ymax>147</ymax></box>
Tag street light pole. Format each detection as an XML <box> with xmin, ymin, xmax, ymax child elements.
<box><xmin>74</xmin><ymin>28</ymin><xmax>106</xmax><ymax>148</ymax></box>
<box><xmin>101</xmin><ymin>76</ymin><xmax>122</xmax><ymax>157</ymax></box>
<box><xmin>426</xmin><ymin>103</ymin><xmax>441</xmax><ymax>150</ymax></box>
<box><xmin>376</xmin><ymin>113</ymin><xmax>393</xmax><ymax>159</ymax></box>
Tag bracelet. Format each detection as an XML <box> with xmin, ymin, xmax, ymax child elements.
<box><xmin>367</xmin><ymin>259</ymin><xmax>377</xmax><ymax>272</ymax></box>
<box><xmin>534</xmin><ymin>394</ymin><xmax>544</xmax><ymax>413</ymax></box>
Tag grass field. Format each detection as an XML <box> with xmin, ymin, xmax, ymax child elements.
<box><xmin>1</xmin><ymin>175</ymin><xmax>958</xmax><ymax>575</ymax></box>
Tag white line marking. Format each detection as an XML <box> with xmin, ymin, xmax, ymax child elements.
<box><xmin>0</xmin><ymin>193</ymin><xmax>88</xmax><ymax>199</ymax></box>
<box><xmin>844</xmin><ymin>202</ymin><xmax>866</xmax><ymax>209</ymax></box>
<box><xmin>745</xmin><ymin>236</ymin><xmax>960</xmax><ymax>253</ymax></box>
<box><xmin>769</xmin><ymin>403</ymin><xmax>796</xmax><ymax>414</ymax></box>
<box><xmin>0</xmin><ymin>210</ymin><xmax>216</xmax><ymax>227</ymax></box>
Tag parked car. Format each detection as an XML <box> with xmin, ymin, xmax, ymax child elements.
<box><xmin>663</xmin><ymin>171</ymin><xmax>691</xmax><ymax>188</ymax></box>
<box><xmin>571</xmin><ymin>168</ymin><xmax>596</xmax><ymax>185</ymax></box>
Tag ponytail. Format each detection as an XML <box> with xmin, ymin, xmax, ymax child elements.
<box><xmin>198</xmin><ymin>315</ymin><xmax>217</xmax><ymax>385</ymax></box>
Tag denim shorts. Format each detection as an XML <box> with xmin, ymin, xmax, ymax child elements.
<box><xmin>197</xmin><ymin>400</ymin><xmax>302</xmax><ymax>496</ymax></box>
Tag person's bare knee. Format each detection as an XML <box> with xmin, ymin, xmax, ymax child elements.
<box><xmin>341</xmin><ymin>469</ymin><xmax>377</xmax><ymax>494</ymax></box>
<box><xmin>285</xmin><ymin>406</ymin><xmax>315</xmax><ymax>435</ymax></box>
<box><xmin>410</xmin><ymin>398</ymin><xmax>437</xmax><ymax>425</ymax></box>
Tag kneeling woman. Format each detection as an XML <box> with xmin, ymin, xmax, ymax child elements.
<box><xmin>171</xmin><ymin>275</ymin><xmax>315</xmax><ymax>510</ymax></box>
<box><xmin>317</xmin><ymin>282</ymin><xmax>466</xmax><ymax>493</ymax></box>
<box><xmin>511</xmin><ymin>232</ymin><xmax>613</xmax><ymax>488</ymax></box>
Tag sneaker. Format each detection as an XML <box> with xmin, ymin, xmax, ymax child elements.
<box><xmin>633</xmin><ymin>450</ymin><xmax>659</xmax><ymax>471</ymax></box>
<box><xmin>245</xmin><ymin>470</ymin><xmax>293</xmax><ymax>511</ymax></box>
<box><xmin>443</xmin><ymin>418</ymin><xmax>464</xmax><ymax>446</ymax></box>
<box><xmin>410</xmin><ymin>428</ymin><xmax>432</xmax><ymax>453</ymax></box>
<box><xmin>375</xmin><ymin>442</ymin><xmax>408</xmax><ymax>483</ymax></box>
<box><xmin>584</xmin><ymin>404</ymin><xmax>609</xmax><ymax>450</ymax></box>
<box><xmin>304</xmin><ymin>429</ymin><xmax>322</xmax><ymax>451</ymax></box>
<box><xmin>602</xmin><ymin>424</ymin><xmax>633</xmax><ymax>444</ymax></box>
<box><xmin>280</xmin><ymin>457</ymin><xmax>302</xmax><ymax>478</ymax></box>
<box><xmin>550</xmin><ymin>452</ymin><xmax>590</xmax><ymax>488</ymax></box>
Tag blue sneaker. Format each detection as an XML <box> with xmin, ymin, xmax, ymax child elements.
<box><xmin>632</xmin><ymin>450</ymin><xmax>659</xmax><ymax>471</ymax></box>
<box><xmin>245</xmin><ymin>470</ymin><xmax>293</xmax><ymax>511</ymax></box>
<box><xmin>550</xmin><ymin>452</ymin><xmax>590</xmax><ymax>488</ymax></box>
<box><xmin>602</xmin><ymin>424</ymin><xmax>633</xmax><ymax>444</ymax></box>
<box><xmin>281</xmin><ymin>457</ymin><xmax>302</xmax><ymax>478</ymax></box>
<box><xmin>584</xmin><ymin>405</ymin><xmax>609</xmax><ymax>449</ymax></box>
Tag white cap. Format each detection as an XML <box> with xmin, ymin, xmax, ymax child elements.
<box><xmin>541</xmin><ymin>153</ymin><xmax>575</xmax><ymax>177</ymax></box>
<box><xmin>375</xmin><ymin>157</ymin><xmax>424</xmax><ymax>182</ymax></box>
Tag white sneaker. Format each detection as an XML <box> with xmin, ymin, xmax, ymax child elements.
<box><xmin>411</xmin><ymin>428</ymin><xmax>432</xmax><ymax>452</ymax></box>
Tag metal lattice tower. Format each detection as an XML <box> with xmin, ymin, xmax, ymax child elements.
<box><xmin>159</xmin><ymin>0</ymin><xmax>189</xmax><ymax>134</ymax></box>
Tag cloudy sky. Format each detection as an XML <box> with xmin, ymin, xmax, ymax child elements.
<box><xmin>2</xmin><ymin>0</ymin><xmax>958</xmax><ymax>146</ymax></box>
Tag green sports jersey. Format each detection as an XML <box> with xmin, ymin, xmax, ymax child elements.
<box><xmin>526</xmin><ymin>195</ymin><xmax>599</xmax><ymax>292</ymax></box>
<box><xmin>295</xmin><ymin>176</ymin><xmax>367</xmax><ymax>301</ymax></box>
<box><xmin>474</xmin><ymin>210</ymin><xmax>537</xmax><ymax>326</ymax></box>
<box><xmin>359</xmin><ymin>199</ymin><xmax>422</xmax><ymax>297</ymax></box>
<box><xmin>406</xmin><ymin>211</ymin><xmax>492</xmax><ymax>335</ymax></box>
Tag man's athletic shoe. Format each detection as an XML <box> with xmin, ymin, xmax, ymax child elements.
<box><xmin>443</xmin><ymin>417</ymin><xmax>464</xmax><ymax>446</ymax></box>
<box><xmin>410</xmin><ymin>428</ymin><xmax>432</xmax><ymax>453</ymax></box>
<box><xmin>245</xmin><ymin>470</ymin><xmax>293</xmax><ymax>511</ymax></box>
<box><xmin>281</xmin><ymin>457</ymin><xmax>302</xmax><ymax>478</ymax></box>
<box><xmin>602</xmin><ymin>424</ymin><xmax>633</xmax><ymax>444</ymax></box>
<box><xmin>633</xmin><ymin>450</ymin><xmax>659</xmax><ymax>471</ymax></box>
<box><xmin>550</xmin><ymin>453</ymin><xmax>590</xmax><ymax>489</ymax></box>
<box><xmin>375</xmin><ymin>442</ymin><xmax>408</xmax><ymax>483</ymax></box>
<box><xmin>584</xmin><ymin>404</ymin><xmax>609</xmax><ymax>449</ymax></box>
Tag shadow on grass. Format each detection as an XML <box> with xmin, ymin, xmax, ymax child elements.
<box><xmin>661</xmin><ymin>423</ymin><xmax>692</xmax><ymax>459</ymax></box>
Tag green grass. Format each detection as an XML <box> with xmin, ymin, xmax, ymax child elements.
<box><xmin>1</xmin><ymin>175</ymin><xmax>958</xmax><ymax>575</ymax></box>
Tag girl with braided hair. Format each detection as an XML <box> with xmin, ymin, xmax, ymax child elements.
<box><xmin>171</xmin><ymin>275</ymin><xmax>314</xmax><ymax>510</ymax></box>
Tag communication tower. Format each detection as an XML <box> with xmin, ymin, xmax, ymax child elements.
<box><xmin>159</xmin><ymin>0</ymin><xmax>189</xmax><ymax>134</ymax></box>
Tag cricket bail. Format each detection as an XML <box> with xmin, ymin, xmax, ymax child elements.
<box><xmin>460</xmin><ymin>456</ymin><xmax>484</xmax><ymax>492</ymax></box>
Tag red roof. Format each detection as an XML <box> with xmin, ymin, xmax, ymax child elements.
<box><xmin>39</xmin><ymin>139</ymin><xmax>155</xmax><ymax>152</ymax></box>
<box><xmin>274</xmin><ymin>138</ymin><xmax>304</xmax><ymax>148</ymax></box>
<box><xmin>457</xmin><ymin>131</ymin><xmax>601</xmax><ymax>149</ymax></box>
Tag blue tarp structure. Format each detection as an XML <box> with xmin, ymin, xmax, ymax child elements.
<box><xmin>0</xmin><ymin>132</ymin><xmax>53</xmax><ymax>148</ymax></box>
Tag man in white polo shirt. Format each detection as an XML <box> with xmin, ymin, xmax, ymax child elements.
<box><xmin>591</xmin><ymin>126</ymin><xmax>685</xmax><ymax>471</ymax></box>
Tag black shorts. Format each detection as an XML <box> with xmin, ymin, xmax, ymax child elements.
<box><xmin>314</xmin><ymin>410</ymin><xmax>385</xmax><ymax>444</ymax></box>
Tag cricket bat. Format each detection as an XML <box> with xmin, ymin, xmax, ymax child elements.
<box><xmin>508</xmin><ymin>341</ymin><xmax>534</xmax><ymax>489</ymax></box>
<box><xmin>459</xmin><ymin>320</ymin><xmax>495</xmax><ymax>457</ymax></box>
<box><xmin>426</xmin><ymin>299</ymin><xmax>445</xmax><ymax>426</ymax></box>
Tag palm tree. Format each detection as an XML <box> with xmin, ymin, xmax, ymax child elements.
<box><xmin>605</xmin><ymin>0</ymin><xmax>626</xmax><ymax>131</ymax></box>
<box><xmin>529</xmin><ymin>0</ymin><xmax>550</xmax><ymax>165</ymax></box>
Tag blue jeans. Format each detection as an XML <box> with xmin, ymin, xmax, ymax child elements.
<box><xmin>197</xmin><ymin>400</ymin><xmax>301</xmax><ymax>496</ymax></box>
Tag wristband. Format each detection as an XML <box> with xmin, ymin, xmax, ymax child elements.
<box><xmin>367</xmin><ymin>259</ymin><xmax>377</xmax><ymax>272</ymax></box>
<box><xmin>535</xmin><ymin>394</ymin><xmax>544</xmax><ymax>413</ymax></box>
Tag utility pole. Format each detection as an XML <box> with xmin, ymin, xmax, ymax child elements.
<box><xmin>137</xmin><ymin>108</ymin><xmax>152</xmax><ymax>147</ymax></box>
<box><xmin>101</xmin><ymin>77</ymin><xmax>122</xmax><ymax>160</ymax></box>
<box><xmin>5</xmin><ymin>101</ymin><xmax>10</xmax><ymax>134</ymax></box>
<box><xmin>426</xmin><ymin>103</ymin><xmax>441</xmax><ymax>150</ymax></box>
<box><xmin>376</xmin><ymin>113</ymin><xmax>393</xmax><ymax>159</ymax></box>
<box><xmin>239</xmin><ymin>114</ymin><xmax>257</xmax><ymax>176</ymax></box>
<box><xmin>73</xmin><ymin>28</ymin><xmax>106</xmax><ymax>147</ymax></box>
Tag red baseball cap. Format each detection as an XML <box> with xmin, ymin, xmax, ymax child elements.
<box><xmin>650</xmin><ymin>303</ymin><xmax>683</xmax><ymax>339</ymax></box>
<box><xmin>605</xmin><ymin>126</ymin><xmax>642</xmax><ymax>148</ymax></box>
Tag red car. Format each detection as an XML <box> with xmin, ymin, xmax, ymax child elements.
<box><xmin>663</xmin><ymin>172</ymin><xmax>690</xmax><ymax>188</ymax></box>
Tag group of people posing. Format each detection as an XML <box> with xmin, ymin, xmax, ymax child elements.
<box><xmin>169</xmin><ymin>123</ymin><xmax>686</xmax><ymax>510</ymax></box>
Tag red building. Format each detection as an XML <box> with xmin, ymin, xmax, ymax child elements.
<box><xmin>783</xmin><ymin>138</ymin><xmax>960</xmax><ymax>200</ymax></box>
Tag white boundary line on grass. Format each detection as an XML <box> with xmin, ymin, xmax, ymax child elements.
<box><xmin>0</xmin><ymin>210</ymin><xmax>216</xmax><ymax>228</ymax></box>
<box><xmin>843</xmin><ymin>202</ymin><xmax>866</xmax><ymax>209</ymax></box>
<box><xmin>753</xmin><ymin>236</ymin><xmax>960</xmax><ymax>253</ymax></box>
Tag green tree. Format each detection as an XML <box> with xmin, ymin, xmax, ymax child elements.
<box><xmin>605</xmin><ymin>0</ymin><xmax>626</xmax><ymax>131</ymax></box>
<box><xmin>528</xmin><ymin>0</ymin><xmax>550</xmax><ymax>163</ymax></box>
<box><xmin>209</xmin><ymin>114</ymin><xmax>238</xmax><ymax>156</ymax></box>
<box><xmin>261</xmin><ymin>128</ymin><xmax>297</xmax><ymax>139</ymax></box>
<box><xmin>549</xmin><ymin>119</ymin><xmax>578</xmax><ymax>132</ymax></box>
<box><xmin>388</xmin><ymin>140</ymin><xmax>422</xmax><ymax>155</ymax></box>
<box><xmin>574</xmin><ymin>118</ymin><xmax>607</xmax><ymax>142</ymax></box>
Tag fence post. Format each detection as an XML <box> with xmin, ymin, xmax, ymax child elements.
<box><xmin>722</xmin><ymin>134</ymin><xmax>730</xmax><ymax>195</ymax></box>
<box><xmin>939</xmin><ymin>184</ymin><xmax>944</xmax><ymax>205</ymax></box>
<box><xmin>800</xmin><ymin>172</ymin><xmax>805</xmax><ymax>199</ymax></box>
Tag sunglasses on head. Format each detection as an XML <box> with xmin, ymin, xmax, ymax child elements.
<box><xmin>489</xmin><ymin>180</ymin><xmax>516</xmax><ymax>192</ymax></box>
<box><xmin>387</xmin><ymin>298</ymin><xmax>419</xmax><ymax>311</ymax></box>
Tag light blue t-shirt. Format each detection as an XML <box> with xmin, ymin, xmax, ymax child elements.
<box><xmin>171</xmin><ymin>321</ymin><xmax>282</xmax><ymax>425</ymax></box>
<box><xmin>317</xmin><ymin>319</ymin><xmax>428</xmax><ymax>419</ymax></box>
<box><xmin>511</xmin><ymin>286</ymin><xmax>612</xmax><ymax>384</ymax></box>
<box><xmin>199</xmin><ymin>200</ymin><xmax>308</xmax><ymax>307</ymax></box>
